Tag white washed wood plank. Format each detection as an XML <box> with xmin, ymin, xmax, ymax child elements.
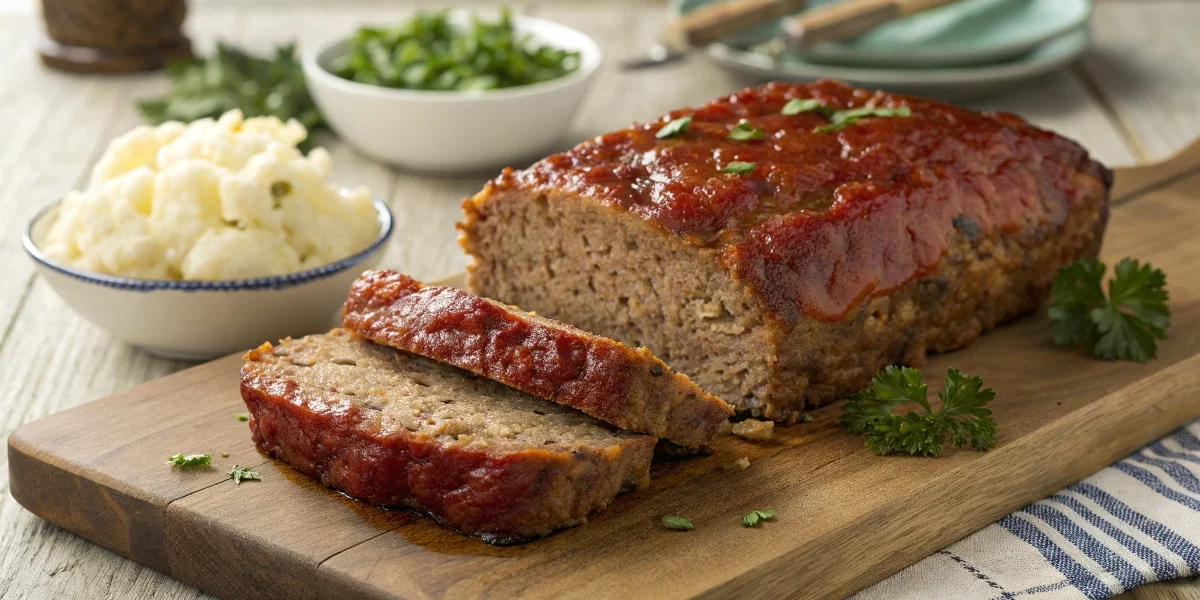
<box><xmin>1082</xmin><ymin>0</ymin><xmax>1200</xmax><ymax>161</ymax></box>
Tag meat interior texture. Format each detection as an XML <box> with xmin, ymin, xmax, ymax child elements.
<box><xmin>341</xmin><ymin>269</ymin><xmax>732</xmax><ymax>450</ymax></box>
<box><xmin>460</xmin><ymin>79</ymin><xmax>1112</xmax><ymax>423</ymax></box>
<box><xmin>241</xmin><ymin>329</ymin><xmax>656</xmax><ymax>543</ymax></box>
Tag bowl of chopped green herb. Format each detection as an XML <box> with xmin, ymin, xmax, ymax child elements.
<box><xmin>303</xmin><ymin>8</ymin><xmax>601</xmax><ymax>173</ymax></box>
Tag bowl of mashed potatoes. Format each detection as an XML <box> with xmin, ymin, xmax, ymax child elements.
<box><xmin>23</xmin><ymin>110</ymin><xmax>393</xmax><ymax>360</ymax></box>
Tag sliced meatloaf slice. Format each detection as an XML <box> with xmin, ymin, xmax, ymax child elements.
<box><xmin>241</xmin><ymin>329</ymin><xmax>656</xmax><ymax>543</ymax></box>
<box><xmin>341</xmin><ymin>269</ymin><xmax>733</xmax><ymax>451</ymax></box>
<box><xmin>458</xmin><ymin>79</ymin><xmax>1112</xmax><ymax>423</ymax></box>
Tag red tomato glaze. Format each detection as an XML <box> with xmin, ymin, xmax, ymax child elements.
<box><xmin>490</xmin><ymin>80</ymin><xmax>1112</xmax><ymax>323</ymax></box>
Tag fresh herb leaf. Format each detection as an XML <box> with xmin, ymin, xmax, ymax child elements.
<box><xmin>228</xmin><ymin>465</ymin><xmax>261</xmax><ymax>485</ymax></box>
<box><xmin>840</xmin><ymin>366</ymin><xmax>997</xmax><ymax>457</ymax></box>
<box><xmin>166</xmin><ymin>453</ymin><xmax>212</xmax><ymax>469</ymax></box>
<box><xmin>781</xmin><ymin>98</ymin><xmax>829</xmax><ymax>116</ymax></box>
<box><xmin>235</xmin><ymin>413</ymin><xmax>250</xmax><ymax>422</ymax></box>
<box><xmin>741</xmin><ymin>509</ymin><xmax>776</xmax><ymax>527</ymax></box>
<box><xmin>728</xmin><ymin>121</ymin><xmax>765</xmax><ymax>141</ymax></box>
<box><xmin>814</xmin><ymin>105</ymin><xmax>912</xmax><ymax>133</ymax></box>
<box><xmin>136</xmin><ymin>42</ymin><xmax>323</xmax><ymax>151</ymax></box>
<box><xmin>656</xmin><ymin>116</ymin><xmax>692</xmax><ymax>139</ymax></box>
<box><xmin>662</xmin><ymin>516</ymin><xmax>693</xmax><ymax>531</ymax></box>
<box><xmin>721</xmin><ymin>161</ymin><xmax>756</xmax><ymax>174</ymax></box>
<box><xmin>333</xmin><ymin>9</ymin><xmax>580</xmax><ymax>92</ymax></box>
<box><xmin>1049</xmin><ymin>257</ymin><xmax>1169</xmax><ymax>362</ymax></box>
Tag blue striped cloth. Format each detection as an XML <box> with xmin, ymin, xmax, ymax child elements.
<box><xmin>856</xmin><ymin>420</ymin><xmax>1200</xmax><ymax>599</ymax></box>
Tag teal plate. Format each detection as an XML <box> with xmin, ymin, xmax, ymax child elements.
<box><xmin>704</xmin><ymin>25</ymin><xmax>1090</xmax><ymax>101</ymax></box>
<box><xmin>672</xmin><ymin>0</ymin><xmax>1092</xmax><ymax>69</ymax></box>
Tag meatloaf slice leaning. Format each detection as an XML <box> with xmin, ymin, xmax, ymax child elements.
<box><xmin>459</xmin><ymin>79</ymin><xmax>1112</xmax><ymax>424</ymax></box>
<box><xmin>240</xmin><ymin>329</ymin><xmax>656</xmax><ymax>543</ymax></box>
<box><xmin>341</xmin><ymin>269</ymin><xmax>733</xmax><ymax>451</ymax></box>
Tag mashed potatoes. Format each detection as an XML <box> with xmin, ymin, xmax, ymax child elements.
<box><xmin>43</xmin><ymin>110</ymin><xmax>380</xmax><ymax>280</ymax></box>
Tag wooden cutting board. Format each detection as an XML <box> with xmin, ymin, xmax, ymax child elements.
<box><xmin>8</xmin><ymin>152</ymin><xmax>1200</xmax><ymax>600</ymax></box>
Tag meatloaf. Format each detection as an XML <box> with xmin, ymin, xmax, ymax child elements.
<box><xmin>240</xmin><ymin>329</ymin><xmax>656</xmax><ymax>543</ymax></box>
<box><xmin>459</xmin><ymin>79</ymin><xmax>1112</xmax><ymax>423</ymax></box>
<box><xmin>341</xmin><ymin>269</ymin><xmax>733</xmax><ymax>451</ymax></box>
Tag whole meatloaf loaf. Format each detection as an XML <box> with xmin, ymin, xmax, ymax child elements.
<box><xmin>341</xmin><ymin>269</ymin><xmax>733</xmax><ymax>451</ymax></box>
<box><xmin>241</xmin><ymin>329</ymin><xmax>656</xmax><ymax>543</ymax></box>
<box><xmin>459</xmin><ymin>80</ymin><xmax>1112</xmax><ymax>423</ymax></box>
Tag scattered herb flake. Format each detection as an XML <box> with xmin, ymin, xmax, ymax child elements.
<box><xmin>840</xmin><ymin>366</ymin><xmax>997</xmax><ymax>457</ymax></box>
<box><xmin>656</xmin><ymin>116</ymin><xmax>692</xmax><ymax>139</ymax></box>
<box><xmin>662</xmin><ymin>516</ymin><xmax>693</xmax><ymax>531</ymax></box>
<box><xmin>1048</xmin><ymin>257</ymin><xmax>1169</xmax><ymax>362</ymax></box>
<box><xmin>235</xmin><ymin>413</ymin><xmax>250</xmax><ymax>421</ymax></box>
<box><xmin>649</xmin><ymin>364</ymin><xmax>664</xmax><ymax>377</ymax></box>
<box><xmin>166</xmin><ymin>453</ymin><xmax>212</xmax><ymax>469</ymax></box>
<box><xmin>742</xmin><ymin>509</ymin><xmax>776</xmax><ymax>527</ymax></box>
<box><xmin>800</xmin><ymin>413</ymin><xmax>814</xmax><ymax>423</ymax></box>
<box><xmin>814</xmin><ymin>106</ymin><xmax>912</xmax><ymax>133</ymax></box>
<box><xmin>720</xmin><ymin>161</ymin><xmax>756</xmax><ymax>174</ymax></box>
<box><xmin>221</xmin><ymin>452</ymin><xmax>230</xmax><ymax>458</ymax></box>
<box><xmin>728</xmin><ymin>121</ymin><xmax>765</xmax><ymax>141</ymax></box>
<box><xmin>228</xmin><ymin>465</ymin><xmax>261</xmax><ymax>485</ymax></box>
<box><xmin>781</xmin><ymin>98</ymin><xmax>828</xmax><ymax>116</ymax></box>
<box><xmin>723</xmin><ymin>457</ymin><xmax>751</xmax><ymax>471</ymax></box>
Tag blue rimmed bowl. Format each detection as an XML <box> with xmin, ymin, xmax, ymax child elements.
<box><xmin>23</xmin><ymin>197</ymin><xmax>394</xmax><ymax>361</ymax></box>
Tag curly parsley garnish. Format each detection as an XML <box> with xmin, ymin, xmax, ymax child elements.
<box><xmin>166</xmin><ymin>453</ymin><xmax>212</xmax><ymax>469</ymax></box>
<box><xmin>229</xmin><ymin>465</ymin><xmax>261</xmax><ymax>485</ymax></box>
<box><xmin>741</xmin><ymin>509</ymin><xmax>776</xmax><ymax>527</ymax></box>
<box><xmin>814</xmin><ymin>106</ymin><xmax>911</xmax><ymax>133</ymax></box>
<box><xmin>656</xmin><ymin>116</ymin><xmax>692</xmax><ymax>139</ymax></box>
<box><xmin>1048</xmin><ymin>257</ymin><xmax>1169</xmax><ymax>362</ymax></box>
<box><xmin>840</xmin><ymin>366</ymin><xmax>997</xmax><ymax>457</ymax></box>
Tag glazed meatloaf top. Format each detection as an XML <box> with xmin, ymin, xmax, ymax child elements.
<box><xmin>471</xmin><ymin>79</ymin><xmax>1113</xmax><ymax>324</ymax></box>
<box><xmin>342</xmin><ymin>269</ymin><xmax>733</xmax><ymax>450</ymax></box>
<box><xmin>241</xmin><ymin>329</ymin><xmax>656</xmax><ymax>542</ymax></box>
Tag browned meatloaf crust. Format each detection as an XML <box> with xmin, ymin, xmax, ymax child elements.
<box><xmin>341</xmin><ymin>269</ymin><xmax>733</xmax><ymax>451</ymax></box>
<box><xmin>459</xmin><ymin>80</ymin><xmax>1112</xmax><ymax>423</ymax></box>
<box><xmin>240</xmin><ymin>329</ymin><xmax>656</xmax><ymax>543</ymax></box>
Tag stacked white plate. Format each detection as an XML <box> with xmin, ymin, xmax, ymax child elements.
<box><xmin>672</xmin><ymin>0</ymin><xmax>1093</xmax><ymax>100</ymax></box>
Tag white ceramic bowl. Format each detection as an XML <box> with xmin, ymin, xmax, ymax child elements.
<box><xmin>303</xmin><ymin>13</ymin><xmax>602</xmax><ymax>173</ymax></box>
<box><xmin>23</xmin><ymin>198</ymin><xmax>394</xmax><ymax>361</ymax></box>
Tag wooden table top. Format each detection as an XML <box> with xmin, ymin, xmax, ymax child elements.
<box><xmin>0</xmin><ymin>0</ymin><xmax>1196</xmax><ymax>598</ymax></box>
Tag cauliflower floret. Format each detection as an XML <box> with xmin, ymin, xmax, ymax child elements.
<box><xmin>181</xmin><ymin>228</ymin><xmax>301</xmax><ymax>280</ymax></box>
<box><xmin>42</xmin><ymin>109</ymin><xmax>377</xmax><ymax>281</ymax></box>
<box><xmin>89</xmin><ymin>122</ymin><xmax>185</xmax><ymax>187</ymax></box>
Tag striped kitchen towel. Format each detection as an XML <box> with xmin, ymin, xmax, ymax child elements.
<box><xmin>856</xmin><ymin>420</ymin><xmax>1200</xmax><ymax>600</ymax></box>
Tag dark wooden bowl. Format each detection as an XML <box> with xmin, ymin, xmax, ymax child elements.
<box><xmin>38</xmin><ymin>0</ymin><xmax>193</xmax><ymax>73</ymax></box>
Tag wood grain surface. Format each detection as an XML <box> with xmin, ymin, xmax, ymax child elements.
<box><xmin>8</xmin><ymin>165</ymin><xmax>1200</xmax><ymax>599</ymax></box>
<box><xmin>1</xmin><ymin>0</ymin><xmax>1199</xmax><ymax>598</ymax></box>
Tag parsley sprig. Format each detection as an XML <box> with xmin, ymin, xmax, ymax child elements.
<box><xmin>840</xmin><ymin>366</ymin><xmax>997</xmax><ymax>457</ymax></box>
<box><xmin>137</xmin><ymin>43</ymin><xmax>322</xmax><ymax>151</ymax></box>
<box><xmin>1048</xmin><ymin>257</ymin><xmax>1169</xmax><ymax>362</ymax></box>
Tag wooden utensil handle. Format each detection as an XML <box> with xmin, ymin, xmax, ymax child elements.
<box><xmin>781</xmin><ymin>0</ymin><xmax>963</xmax><ymax>50</ymax></box>
<box><xmin>677</xmin><ymin>0</ymin><xmax>810</xmax><ymax>46</ymax></box>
